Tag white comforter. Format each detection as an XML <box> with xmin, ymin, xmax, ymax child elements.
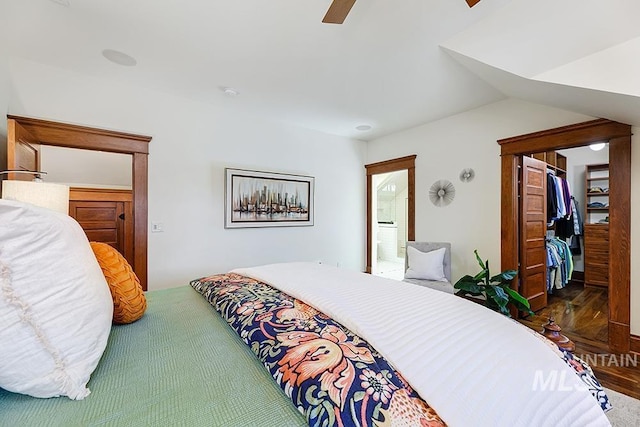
<box><xmin>232</xmin><ymin>262</ymin><xmax>610</xmax><ymax>427</ymax></box>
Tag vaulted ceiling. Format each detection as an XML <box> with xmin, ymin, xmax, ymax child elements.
<box><xmin>1</xmin><ymin>0</ymin><xmax>639</xmax><ymax>140</ymax></box>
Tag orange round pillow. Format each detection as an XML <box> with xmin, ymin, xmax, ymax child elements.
<box><xmin>90</xmin><ymin>242</ymin><xmax>146</xmax><ymax>324</ymax></box>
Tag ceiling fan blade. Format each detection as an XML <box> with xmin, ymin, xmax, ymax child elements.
<box><xmin>465</xmin><ymin>0</ymin><xmax>481</xmax><ymax>7</ymax></box>
<box><xmin>322</xmin><ymin>0</ymin><xmax>357</xmax><ymax>24</ymax></box>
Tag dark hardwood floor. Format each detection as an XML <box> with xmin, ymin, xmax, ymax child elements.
<box><xmin>526</xmin><ymin>282</ymin><xmax>609</xmax><ymax>342</ymax></box>
<box><xmin>518</xmin><ymin>282</ymin><xmax>640</xmax><ymax>400</ymax></box>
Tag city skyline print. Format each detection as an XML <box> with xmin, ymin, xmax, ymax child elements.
<box><xmin>225</xmin><ymin>168</ymin><xmax>314</xmax><ymax>228</ymax></box>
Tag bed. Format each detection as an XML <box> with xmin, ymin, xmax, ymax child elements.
<box><xmin>0</xmin><ymin>200</ymin><xmax>613</xmax><ymax>426</ymax></box>
<box><xmin>0</xmin><ymin>285</ymin><xmax>307</xmax><ymax>426</ymax></box>
<box><xmin>3</xmin><ymin>265</ymin><xmax>613</xmax><ymax>426</ymax></box>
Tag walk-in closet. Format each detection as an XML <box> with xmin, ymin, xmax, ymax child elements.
<box><xmin>525</xmin><ymin>145</ymin><xmax>610</xmax><ymax>343</ymax></box>
<box><xmin>498</xmin><ymin>119</ymin><xmax>631</xmax><ymax>354</ymax></box>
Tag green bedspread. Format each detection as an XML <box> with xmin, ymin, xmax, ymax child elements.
<box><xmin>0</xmin><ymin>286</ymin><xmax>307</xmax><ymax>427</ymax></box>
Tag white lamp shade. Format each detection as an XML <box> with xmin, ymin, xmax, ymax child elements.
<box><xmin>2</xmin><ymin>180</ymin><xmax>70</xmax><ymax>214</ymax></box>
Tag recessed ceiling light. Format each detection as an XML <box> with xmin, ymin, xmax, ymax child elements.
<box><xmin>356</xmin><ymin>124</ymin><xmax>372</xmax><ymax>131</ymax></box>
<box><xmin>220</xmin><ymin>86</ymin><xmax>240</xmax><ymax>96</ymax></box>
<box><xmin>49</xmin><ymin>0</ymin><xmax>70</xmax><ymax>6</ymax></box>
<box><xmin>102</xmin><ymin>49</ymin><xmax>137</xmax><ymax>67</ymax></box>
<box><xmin>589</xmin><ymin>142</ymin><xmax>606</xmax><ymax>151</ymax></box>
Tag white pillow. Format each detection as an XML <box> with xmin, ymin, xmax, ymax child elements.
<box><xmin>0</xmin><ymin>200</ymin><xmax>113</xmax><ymax>400</ymax></box>
<box><xmin>404</xmin><ymin>246</ymin><xmax>448</xmax><ymax>282</ymax></box>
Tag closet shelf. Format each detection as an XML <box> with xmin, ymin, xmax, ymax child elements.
<box><xmin>584</xmin><ymin>164</ymin><xmax>610</xmax><ymax>288</ymax></box>
<box><xmin>531</xmin><ymin>151</ymin><xmax>566</xmax><ymax>177</ymax></box>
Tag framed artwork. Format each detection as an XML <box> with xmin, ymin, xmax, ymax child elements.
<box><xmin>225</xmin><ymin>168</ymin><xmax>314</xmax><ymax>228</ymax></box>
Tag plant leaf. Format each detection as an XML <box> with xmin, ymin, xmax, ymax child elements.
<box><xmin>504</xmin><ymin>287</ymin><xmax>535</xmax><ymax>316</ymax></box>
<box><xmin>454</xmin><ymin>281</ymin><xmax>484</xmax><ymax>295</ymax></box>
<box><xmin>454</xmin><ymin>274</ymin><xmax>476</xmax><ymax>284</ymax></box>
<box><xmin>498</xmin><ymin>304</ymin><xmax>511</xmax><ymax>316</ymax></box>
<box><xmin>455</xmin><ymin>289</ymin><xmax>483</xmax><ymax>298</ymax></box>
<box><xmin>474</xmin><ymin>250</ymin><xmax>486</xmax><ymax>270</ymax></box>
<box><xmin>485</xmin><ymin>285</ymin><xmax>509</xmax><ymax>308</ymax></box>
<box><xmin>473</xmin><ymin>270</ymin><xmax>488</xmax><ymax>281</ymax></box>
<box><xmin>490</xmin><ymin>270</ymin><xmax>517</xmax><ymax>284</ymax></box>
<box><xmin>462</xmin><ymin>250</ymin><xmax>534</xmax><ymax>318</ymax></box>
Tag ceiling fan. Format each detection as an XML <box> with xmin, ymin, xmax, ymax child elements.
<box><xmin>322</xmin><ymin>0</ymin><xmax>481</xmax><ymax>24</ymax></box>
<box><xmin>322</xmin><ymin>0</ymin><xmax>356</xmax><ymax>24</ymax></box>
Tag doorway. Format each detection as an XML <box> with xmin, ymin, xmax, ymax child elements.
<box><xmin>372</xmin><ymin>170</ymin><xmax>408</xmax><ymax>280</ymax></box>
<box><xmin>365</xmin><ymin>155</ymin><xmax>416</xmax><ymax>275</ymax></box>
<box><xmin>498</xmin><ymin>119</ymin><xmax>631</xmax><ymax>352</ymax></box>
<box><xmin>6</xmin><ymin>115</ymin><xmax>152</xmax><ymax>290</ymax></box>
<box><xmin>524</xmin><ymin>145</ymin><xmax>610</xmax><ymax>343</ymax></box>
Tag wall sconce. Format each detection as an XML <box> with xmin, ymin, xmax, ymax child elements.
<box><xmin>1</xmin><ymin>170</ymin><xmax>70</xmax><ymax>214</ymax></box>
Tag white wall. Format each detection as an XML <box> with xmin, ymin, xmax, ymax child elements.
<box><xmin>40</xmin><ymin>146</ymin><xmax>132</xmax><ymax>188</ymax></box>
<box><xmin>2</xmin><ymin>57</ymin><xmax>366</xmax><ymax>290</ymax></box>
<box><xmin>367</xmin><ymin>99</ymin><xmax>640</xmax><ymax>335</ymax></box>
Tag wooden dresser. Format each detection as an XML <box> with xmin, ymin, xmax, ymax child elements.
<box><xmin>583</xmin><ymin>223</ymin><xmax>609</xmax><ymax>288</ymax></box>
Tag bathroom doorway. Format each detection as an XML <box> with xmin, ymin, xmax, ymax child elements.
<box><xmin>372</xmin><ymin>170</ymin><xmax>408</xmax><ymax>279</ymax></box>
<box><xmin>365</xmin><ymin>155</ymin><xmax>415</xmax><ymax>277</ymax></box>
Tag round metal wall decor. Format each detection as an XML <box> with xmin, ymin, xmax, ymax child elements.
<box><xmin>429</xmin><ymin>179</ymin><xmax>455</xmax><ymax>207</ymax></box>
<box><xmin>459</xmin><ymin>168</ymin><xmax>475</xmax><ymax>183</ymax></box>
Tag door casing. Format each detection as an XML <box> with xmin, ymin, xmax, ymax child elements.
<box><xmin>365</xmin><ymin>155</ymin><xmax>416</xmax><ymax>274</ymax></box>
<box><xmin>6</xmin><ymin>115</ymin><xmax>152</xmax><ymax>290</ymax></box>
<box><xmin>498</xmin><ymin>119</ymin><xmax>631</xmax><ymax>352</ymax></box>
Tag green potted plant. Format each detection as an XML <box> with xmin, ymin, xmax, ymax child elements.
<box><xmin>454</xmin><ymin>250</ymin><xmax>534</xmax><ymax>317</ymax></box>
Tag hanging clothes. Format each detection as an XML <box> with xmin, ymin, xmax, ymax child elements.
<box><xmin>561</xmin><ymin>179</ymin><xmax>572</xmax><ymax>215</ymax></box>
<box><xmin>569</xmin><ymin>197</ymin><xmax>583</xmax><ymax>255</ymax></box>
<box><xmin>556</xmin><ymin>195</ymin><xmax>576</xmax><ymax>240</ymax></box>
<box><xmin>544</xmin><ymin>170</ymin><xmax>576</xmax><ymax>290</ymax></box>
<box><xmin>545</xmin><ymin>237</ymin><xmax>573</xmax><ymax>292</ymax></box>
<box><xmin>571</xmin><ymin>196</ymin><xmax>583</xmax><ymax>236</ymax></box>
<box><xmin>569</xmin><ymin>235</ymin><xmax>582</xmax><ymax>256</ymax></box>
<box><xmin>547</xmin><ymin>172</ymin><xmax>558</xmax><ymax>224</ymax></box>
<box><xmin>554</xmin><ymin>175</ymin><xmax>567</xmax><ymax>218</ymax></box>
<box><xmin>546</xmin><ymin>173</ymin><xmax>574</xmax><ymax>225</ymax></box>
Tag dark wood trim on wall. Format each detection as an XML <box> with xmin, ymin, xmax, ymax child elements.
<box><xmin>498</xmin><ymin>119</ymin><xmax>632</xmax><ymax>353</ymax></box>
<box><xmin>7</xmin><ymin>115</ymin><xmax>152</xmax><ymax>290</ymax></box>
<box><xmin>8</xmin><ymin>115</ymin><xmax>150</xmax><ymax>154</ymax></box>
<box><xmin>365</xmin><ymin>155</ymin><xmax>416</xmax><ymax>274</ymax></box>
<box><xmin>132</xmin><ymin>152</ymin><xmax>149</xmax><ymax>289</ymax></box>
<box><xmin>498</xmin><ymin>119</ymin><xmax>631</xmax><ymax>156</ymax></box>
<box><xmin>631</xmin><ymin>334</ymin><xmax>640</xmax><ymax>354</ymax></box>
<box><xmin>608</xmin><ymin>135</ymin><xmax>632</xmax><ymax>351</ymax></box>
<box><xmin>500</xmin><ymin>154</ymin><xmax>519</xmax><ymax>288</ymax></box>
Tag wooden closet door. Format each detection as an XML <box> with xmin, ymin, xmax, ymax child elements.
<box><xmin>69</xmin><ymin>199</ymin><xmax>133</xmax><ymax>266</ymax></box>
<box><xmin>519</xmin><ymin>156</ymin><xmax>548</xmax><ymax>312</ymax></box>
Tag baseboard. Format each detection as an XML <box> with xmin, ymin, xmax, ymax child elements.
<box><xmin>570</xmin><ymin>270</ymin><xmax>585</xmax><ymax>286</ymax></box>
<box><xmin>631</xmin><ymin>334</ymin><xmax>640</xmax><ymax>354</ymax></box>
